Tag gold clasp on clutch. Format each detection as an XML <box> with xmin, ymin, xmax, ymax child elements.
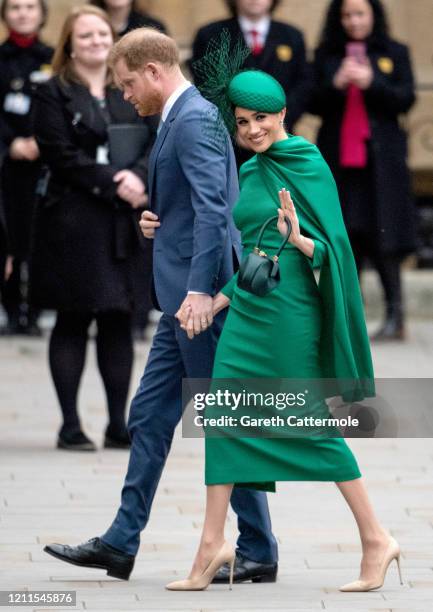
<box><xmin>259</xmin><ymin>250</ymin><xmax>267</xmax><ymax>257</ymax></box>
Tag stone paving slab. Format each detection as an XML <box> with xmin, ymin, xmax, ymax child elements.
<box><xmin>1</xmin><ymin>320</ymin><xmax>433</xmax><ymax>611</ymax></box>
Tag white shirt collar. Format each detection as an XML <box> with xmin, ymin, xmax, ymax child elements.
<box><xmin>161</xmin><ymin>81</ymin><xmax>192</xmax><ymax>122</ymax></box>
<box><xmin>238</xmin><ymin>15</ymin><xmax>271</xmax><ymax>39</ymax></box>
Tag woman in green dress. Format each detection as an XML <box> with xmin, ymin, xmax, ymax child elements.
<box><xmin>169</xmin><ymin>70</ymin><xmax>401</xmax><ymax>593</ymax></box>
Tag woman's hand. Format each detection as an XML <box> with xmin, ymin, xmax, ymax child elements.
<box><xmin>333</xmin><ymin>57</ymin><xmax>373</xmax><ymax>91</ymax></box>
<box><xmin>277</xmin><ymin>188</ymin><xmax>300</xmax><ymax>245</ymax></box>
<box><xmin>333</xmin><ymin>57</ymin><xmax>353</xmax><ymax>90</ymax></box>
<box><xmin>9</xmin><ymin>137</ymin><xmax>40</xmax><ymax>161</ymax></box>
<box><xmin>114</xmin><ymin>170</ymin><xmax>147</xmax><ymax>208</ymax></box>
<box><xmin>345</xmin><ymin>57</ymin><xmax>373</xmax><ymax>90</ymax></box>
<box><xmin>278</xmin><ymin>188</ymin><xmax>315</xmax><ymax>259</ymax></box>
<box><xmin>175</xmin><ymin>292</ymin><xmax>230</xmax><ymax>340</ymax></box>
<box><xmin>175</xmin><ymin>294</ymin><xmax>213</xmax><ymax>340</ymax></box>
<box><xmin>175</xmin><ymin>302</ymin><xmax>192</xmax><ymax>335</ymax></box>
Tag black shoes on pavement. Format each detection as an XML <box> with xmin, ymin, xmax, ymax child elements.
<box><xmin>104</xmin><ymin>426</ymin><xmax>131</xmax><ymax>449</ymax></box>
<box><xmin>44</xmin><ymin>537</ymin><xmax>134</xmax><ymax>581</ymax></box>
<box><xmin>43</xmin><ymin>541</ymin><xmax>277</xmax><ymax>585</ymax></box>
<box><xmin>57</xmin><ymin>426</ymin><xmax>130</xmax><ymax>451</ymax></box>
<box><xmin>212</xmin><ymin>552</ymin><xmax>278</xmax><ymax>584</ymax></box>
<box><xmin>57</xmin><ymin>430</ymin><xmax>97</xmax><ymax>452</ymax></box>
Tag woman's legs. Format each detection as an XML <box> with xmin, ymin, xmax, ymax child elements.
<box><xmin>336</xmin><ymin>478</ymin><xmax>391</xmax><ymax>581</ymax></box>
<box><xmin>188</xmin><ymin>484</ymin><xmax>233</xmax><ymax>578</ymax></box>
<box><xmin>95</xmin><ymin>311</ymin><xmax>133</xmax><ymax>437</ymax></box>
<box><xmin>49</xmin><ymin>311</ymin><xmax>93</xmax><ymax>435</ymax></box>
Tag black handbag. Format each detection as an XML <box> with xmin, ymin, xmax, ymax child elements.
<box><xmin>237</xmin><ymin>215</ymin><xmax>292</xmax><ymax>297</ymax></box>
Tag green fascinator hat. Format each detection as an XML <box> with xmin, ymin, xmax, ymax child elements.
<box><xmin>193</xmin><ymin>30</ymin><xmax>286</xmax><ymax>135</ymax></box>
<box><xmin>228</xmin><ymin>70</ymin><xmax>286</xmax><ymax>113</ymax></box>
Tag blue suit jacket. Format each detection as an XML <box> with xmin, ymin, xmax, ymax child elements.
<box><xmin>147</xmin><ymin>86</ymin><xmax>241</xmax><ymax>315</ymax></box>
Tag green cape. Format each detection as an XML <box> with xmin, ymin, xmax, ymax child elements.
<box><xmin>255</xmin><ymin>136</ymin><xmax>375</xmax><ymax>400</ymax></box>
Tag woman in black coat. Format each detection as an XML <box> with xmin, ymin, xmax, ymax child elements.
<box><xmin>30</xmin><ymin>5</ymin><xmax>157</xmax><ymax>451</ymax></box>
<box><xmin>89</xmin><ymin>0</ymin><xmax>167</xmax><ymax>37</ymax></box>
<box><xmin>0</xmin><ymin>0</ymin><xmax>53</xmax><ymax>335</ymax></box>
<box><xmin>310</xmin><ymin>0</ymin><xmax>416</xmax><ymax>340</ymax></box>
<box><xmin>89</xmin><ymin>2</ymin><xmax>166</xmax><ymax>339</ymax></box>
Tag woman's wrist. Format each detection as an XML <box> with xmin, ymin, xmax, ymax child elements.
<box><xmin>212</xmin><ymin>292</ymin><xmax>230</xmax><ymax>315</ymax></box>
<box><xmin>291</xmin><ymin>234</ymin><xmax>305</xmax><ymax>248</ymax></box>
<box><xmin>292</xmin><ymin>235</ymin><xmax>315</xmax><ymax>259</ymax></box>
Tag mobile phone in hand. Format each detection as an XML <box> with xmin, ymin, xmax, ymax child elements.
<box><xmin>346</xmin><ymin>42</ymin><xmax>367</xmax><ymax>63</ymax></box>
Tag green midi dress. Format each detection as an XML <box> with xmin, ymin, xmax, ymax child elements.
<box><xmin>205</xmin><ymin>137</ymin><xmax>375</xmax><ymax>491</ymax></box>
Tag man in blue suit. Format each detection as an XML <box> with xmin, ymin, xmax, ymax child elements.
<box><xmin>44</xmin><ymin>27</ymin><xmax>278</xmax><ymax>584</ymax></box>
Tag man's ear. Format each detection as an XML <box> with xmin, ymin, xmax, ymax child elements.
<box><xmin>144</xmin><ymin>62</ymin><xmax>160</xmax><ymax>81</ymax></box>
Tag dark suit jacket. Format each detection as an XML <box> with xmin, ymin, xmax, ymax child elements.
<box><xmin>119</xmin><ymin>10</ymin><xmax>168</xmax><ymax>36</ymax></box>
<box><xmin>309</xmin><ymin>38</ymin><xmax>416</xmax><ymax>254</ymax></box>
<box><xmin>147</xmin><ymin>86</ymin><xmax>241</xmax><ymax>315</ymax></box>
<box><xmin>191</xmin><ymin>17</ymin><xmax>310</xmax><ymax>130</ymax></box>
<box><xmin>30</xmin><ymin>76</ymin><xmax>157</xmax><ymax>311</ymax></box>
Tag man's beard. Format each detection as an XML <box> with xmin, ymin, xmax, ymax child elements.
<box><xmin>136</xmin><ymin>89</ymin><xmax>164</xmax><ymax>116</ymax></box>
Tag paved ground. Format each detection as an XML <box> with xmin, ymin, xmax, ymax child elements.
<box><xmin>0</xmin><ymin>311</ymin><xmax>433</xmax><ymax>612</ymax></box>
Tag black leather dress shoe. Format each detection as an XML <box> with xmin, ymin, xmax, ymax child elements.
<box><xmin>104</xmin><ymin>427</ymin><xmax>131</xmax><ymax>450</ymax></box>
<box><xmin>44</xmin><ymin>537</ymin><xmax>134</xmax><ymax>580</ymax></box>
<box><xmin>212</xmin><ymin>552</ymin><xmax>278</xmax><ymax>584</ymax></box>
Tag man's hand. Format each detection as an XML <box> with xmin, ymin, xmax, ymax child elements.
<box><xmin>176</xmin><ymin>294</ymin><xmax>213</xmax><ymax>339</ymax></box>
<box><xmin>139</xmin><ymin>210</ymin><xmax>160</xmax><ymax>238</ymax></box>
<box><xmin>114</xmin><ymin>170</ymin><xmax>147</xmax><ymax>208</ymax></box>
<box><xmin>9</xmin><ymin>137</ymin><xmax>40</xmax><ymax>161</ymax></box>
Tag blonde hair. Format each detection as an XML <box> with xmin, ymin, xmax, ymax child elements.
<box><xmin>52</xmin><ymin>5</ymin><xmax>116</xmax><ymax>86</ymax></box>
<box><xmin>109</xmin><ymin>27</ymin><xmax>179</xmax><ymax>71</ymax></box>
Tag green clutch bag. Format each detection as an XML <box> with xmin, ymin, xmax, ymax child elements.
<box><xmin>237</xmin><ymin>215</ymin><xmax>292</xmax><ymax>297</ymax></box>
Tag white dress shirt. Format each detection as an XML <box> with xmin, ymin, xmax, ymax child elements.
<box><xmin>161</xmin><ymin>80</ymin><xmax>192</xmax><ymax>122</ymax></box>
<box><xmin>238</xmin><ymin>15</ymin><xmax>271</xmax><ymax>50</ymax></box>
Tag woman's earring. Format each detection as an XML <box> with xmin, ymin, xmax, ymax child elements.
<box><xmin>70</xmin><ymin>52</ymin><xmax>76</xmax><ymax>59</ymax></box>
<box><xmin>279</xmin><ymin>120</ymin><xmax>284</xmax><ymax>125</ymax></box>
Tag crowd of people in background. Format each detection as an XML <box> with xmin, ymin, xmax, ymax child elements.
<box><xmin>0</xmin><ymin>0</ymin><xmax>417</xmax><ymax>449</ymax></box>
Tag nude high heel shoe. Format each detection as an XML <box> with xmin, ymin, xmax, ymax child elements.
<box><xmin>339</xmin><ymin>536</ymin><xmax>403</xmax><ymax>592</ymax></box>
<box><xmin>165</xmin><ymin>541</ymin><xmax>235</xmax><ymax>591</ymax></box>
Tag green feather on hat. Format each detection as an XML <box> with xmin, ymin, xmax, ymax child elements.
<box><xmin>193</xmin><ymin>30</ymin><xmax>286</xmax><ymax>135</ymax></box>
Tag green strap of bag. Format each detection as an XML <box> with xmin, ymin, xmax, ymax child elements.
<box><xmin>237</xmin><ymin>215</ymin><xmax>292</xmax><ymax>297</ymax></box>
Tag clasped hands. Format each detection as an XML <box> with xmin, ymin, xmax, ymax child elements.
<box><xmin>333</xmin><ymin>56</ymin><xmax>373</xmax><ymax>91</ymax></box>
<box><xmin>175</xmin><ymin>294</ymin><xmax>214</xmax><ymax>340</ymax></box>
<box><xmin>140</xmin><ymin>192</ymin><xmax>300</xmax><ymax>340</ymax></box>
